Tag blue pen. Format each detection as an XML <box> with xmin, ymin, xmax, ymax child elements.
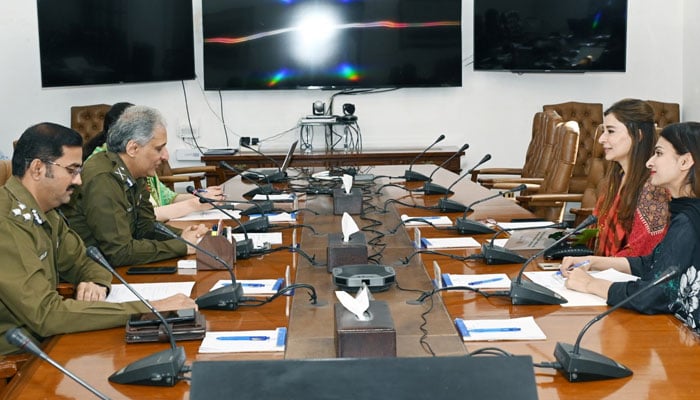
<box><xmin>467</xmin><ymin>327</ymin><xmax>521</xmax><ymax>333</ymax></box>
<box><xmin>467</xmin><ymin>277</ymin><xmax>504</xmax><ymax>286</ymax></box>
<box><xmin>216</xmin><ymin>336</ymin><xmax>269</xmax><ymax>341</ymax></box>
<box><xmin>556</xmin><ymin>260</ymin><xmax>590</xmax><ymax>276</ymax></box>
<box><xmin>241</xmin><ymin>283</ymin><xmax>265</xmax><ymax>287</ymax></box>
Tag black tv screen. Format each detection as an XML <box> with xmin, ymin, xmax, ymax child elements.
<box><xmin>37</xmin><ymin>0</ymin><xmax>195</xmax><ymax>87</ymax></box>
<box><xmin>474</xmin><ymin>0</ymin><xmax>627</xmax><ymax>72</ymax></box>
<box><xmin>202</xmin><ymin>0</ymin><xmax>462</xmax><ymax>90</ymax></box>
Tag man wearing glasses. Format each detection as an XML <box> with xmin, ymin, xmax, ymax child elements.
<box><xmin>62</xmin><ymin>105</ymin><xmax>208</xmax><ymax>266</ymax></box>
<box><xmin>0</xmin><ymin>123</ymin><xmax>195</xmax><ymax>354</ymax></box>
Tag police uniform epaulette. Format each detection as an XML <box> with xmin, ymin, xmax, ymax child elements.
<box><xmin>10</xmin><ymin>201</ymin><xmax>43</xmax><ymax>225</ymax></box>
<box><xmin>113</xmin><ymin>165</ymin><xmax>135</xmax><ymax>188</ymax></box>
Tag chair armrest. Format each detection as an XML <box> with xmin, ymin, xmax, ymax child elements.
<box><xmin>0</xmin><ymin>353</ymin><xmax>32</xmax><ymax>380</ymax></box>
<box><xmin>487</xmin><ymin>182</ymin><xmax>541</xmax><ymax>192</ymax></box>
<box><xmin>158</xmin><ymin>176</ymin><xmax>199</xmax><ymax>184</ymax></box>
<box><xmin>479</xmin><ymin>177</ymin><xmax>544</xmax><ymax>186</ymax></box>
<box><xmin>569</xmin><ymin>207</ymin><xmax>593</xmax><ymax>216</ymax></box>
<box><xmin>516</xmin><ymin>193</ymin><xmax>583</xmax><ymax>207</ymax></box>
<box><xmin>470</xmin><ymin>167</ymin><xmax>523</xmax><ymax>182</ymax></box>
<box><xmin>168</xmin><ymin>165</ymin><xmax>217</xmax><ymax>174</ymax></box>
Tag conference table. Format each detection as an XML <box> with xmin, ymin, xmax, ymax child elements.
<box><xmin>3</xmin><ymin>165</ymin><xmax>699</xmax><ymax>399</ymax></box>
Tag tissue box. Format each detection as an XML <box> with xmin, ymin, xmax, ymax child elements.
<box><xmin>196</xmin><ymin>235</ymin><xmax>235</xmax><ymax>270</ymax></box>
<box><xmin>333</xmin><ymin>188</ymin><xmax>362</xmax><ymax>215</ymax></box>
<box><xmin>334</xmin><ymin>301</ymin><xmax>396</xmax><ymax>358</ymax></box>
<box><xmin>327</xmin><ymin>232</ymin><xmax>368</xmax><ymax>272</ymax></box>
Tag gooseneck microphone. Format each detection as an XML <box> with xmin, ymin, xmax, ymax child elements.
<box><xmin>154</xmin><ymin>223</ymin><xmax>243</xmax><ymax>310</ymax></box>
<box><xmin>426</xmin><ymin>143</ymin><xmax>469</xmax><ymax>182</ymax></box>
<box><xmin>219</xmin><ymin>160</ymin><xmax>278</xmax><ymax>200</ymax></box>
<box><xmin>554</xmin><ymin>265</ymin><xmax>681</xmax><ymax>382</ymax></box>
<box><xmin>404</xmin><ymin>134</ymin><xmax>446</xmax><ymax>181</ymax></box>
<box><xmin>5</xmin><ymin>327</ymin><xmax>111</xmax><ymax>399</ymax></box>
<box><xmin>510</xmin><ymin>215</ymin><xmax>598</xmax><ymax>305</ymax></box>
<box><xmin>86</xmin><ymin>246</ymin><xmax>186</xmax><ymax>387</ymax></box>
<box><xmin>240</xmin><ymin>143</ymin><xmax>287</xmax><ymax>182</ymax></box>
<box><xmin>457</xmin><ymin>183</ymin><xmax>527</xmax><ymax>216</ymax></box>
<box><xmin>431</xmin><ymin>154</ymin><xmax>493</xmax><ymax>207</ymax></box>
<box><xmin>481</xmin><ymin>220</ymin><xmax>568</xmax><ymax>265</ymax></box>
<box><xmin>186</xmin><ymin>186</ymin><xmax>258</xmax><ymax>257</ymax></box>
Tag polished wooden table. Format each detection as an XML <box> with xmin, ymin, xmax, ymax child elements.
<box><xmin>3</xmin><ymin>165</ymin><xmax>699</xmax><ymax>399</ymax></box>
<box><xmin>200</xmin><ymin>148</ymin><xmax>463</xmax><ymax>185</ymax></box>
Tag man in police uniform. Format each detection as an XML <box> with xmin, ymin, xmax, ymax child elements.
<box><xmin>0</xmin><ymin>123</ymin><xmax>195</xmax><ymax>355</ymax></box>
<box><xmin>62</xmin><ymin>105</ymin><xmax>209</xmax><ymax>266</ymax></box>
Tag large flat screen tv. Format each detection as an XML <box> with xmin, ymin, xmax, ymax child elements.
<box><xmin>474</xmin><ymin>0</ymin><xmax>627</xmax><ymax>72</ymax></box>
<box><xmin>37</xmin><ymin>0</ymin><xmax>195</xmax><ymax>87</ymax></box>
<box><xmin>202</xmin><ymin>0</ymin><xmax>462</xmax><ymax>90</ymax></box>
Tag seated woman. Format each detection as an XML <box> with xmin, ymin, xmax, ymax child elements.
<box><xmin>594</xmin><ymin>98</ymin><xmax>670</xmax><ymax>256</ymax></box>
<box><xmin>84</xmin><ymin>102</ymin><xmax>224</xmax><ymax>222</ymax></box>
<box><xmin>560</xmin><ymin>122</ymin><xmax>700</xmax><ymax>333</ymax></box>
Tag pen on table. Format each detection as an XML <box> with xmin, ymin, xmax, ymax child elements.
<box><xmin>241</xmin><ymin>283</ymin><xmax>265</xmax><ymax>287</ymax></box>
<box><xmin>556</xmin><ymin>259</ymin><xmax>590</xmax><ymax>276</ymax></box>
<box><xmin>467</xmin><ymin>327</ymin><xmax>521</xmax><ymax>333</ymax></box>
<box><xmin>216</xmin><ymin>335</ymin><xmax>270</xmax><ymax>341</ymax></box>
<box><xmin>467</xmin><ymin>277</ymin><xmax>504</xmax><ymax>286</ymax></box>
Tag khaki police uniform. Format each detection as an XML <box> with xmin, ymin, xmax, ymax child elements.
<box><xmin>62</xmin><ymin>151</ymin><xmax>186</xmax><ymax>266</ymax></box>
<box><xmin>0</xmin><ymin>177</ymin><xmax>148</xmax><ymax>355</ymax></box>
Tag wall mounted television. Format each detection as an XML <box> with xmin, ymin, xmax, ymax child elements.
<box><xmin>37</xmin><ymin>0</ymin><xmax>195</xmax><ymax>88</ymax></box>
<box><xmin>474</xmin><ymin>0</ymin><xmax>627</xmax><ymax>72</ymax></box>
<box><xmin>202</xmin><ymin>0</ymin><xmax>462</xmax><ymax>90</ymax></box>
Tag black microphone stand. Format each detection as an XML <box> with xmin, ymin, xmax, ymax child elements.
<box><xmin>554</xmin><ymin>265</ymin><xmax>681</xmax><ymax>382</ymax></box>
<box><xmin>5</xmin><ymin>328</ymin><xmax>111</xmax><ymax>398</ymax></box>
<box><xmin>154</xmin><ymin>223</ymin><xmax>244</xmax><ymax>310</ymax></box>
<box><xmin>429</xmin><ymin>154</ymin><xmax>492</xmax><ymax>207</ymax></box>
<box><xmin>240</xmin><ymin>143</ymin><xmax>288</xmax><ymax>183</ymax></box>
<box><xmin>403</xmin><ymin>134</ymin><xmax>445</xmax><ymax>181</ymax></box>
<box><xmin>219</xmin><ymin>160</ymin><xmax>279</xmax><ymax>199</ymax></box>
<box><xmin>86</xmin><ymin>246</ymin><xmax>186</xmax><ymax>386</ymax></box>
<box><xmin>510</xmin><ymin>215</ymin><xmax>598</xmax><ymax>305</ymax></box>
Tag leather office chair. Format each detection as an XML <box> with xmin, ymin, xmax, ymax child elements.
<box><xmin>646</xmin><ymin>100</ymin><xmax>680</xmax><ymax>128</ymax></box>
<box><xmin>542</xmin><ymin>101</ymin><xmax>603</xmax><ymax>194</ymax></box>
<box><xmin>476</xmin><ymin>110</ymin><xmax>564</xmax><ymax>191</ymax></box>
<box><xmin>515</xmin><ymin>121</ymin><xmax>581</xmax><ymax>222</ymax></box>
<box><xmin>156</xmin><ymin>161</ymin><xmax>216</xmax><ymax>191</ymax></box>
<box><xmin>70</xmin><ymin>104</ymin><xmax>111</xmax><ymax>145</ymax></box>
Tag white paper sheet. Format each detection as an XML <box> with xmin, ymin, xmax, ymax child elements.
<box><xmin>524</xmin><ymin>268</ymin><xmax>639</xmax><ymax>307</ymax></box>
<box><xmin>105</xmin><ymin>282</ymin><xmax>195</xmax><ymax>303</ymax></box>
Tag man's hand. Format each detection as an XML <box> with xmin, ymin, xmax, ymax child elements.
<box><xmin>181</xmin><ymin>223</ymin><xmax>210</xmax><ymax>254</ymax></box>
<box><xmin>151</xmin><ymin>293</ymin><xmax>198</xmax><ymax>311</ymax></box>
<box><xmin>76</xmin><ymin>282</ymin><xmax>108</xmax><ymax>301</ymax></box>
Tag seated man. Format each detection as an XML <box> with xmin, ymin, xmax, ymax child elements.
<box><xmin>62</xmin><ymin>105</ymin><xmax>209</xmax><ymax>266</ymax></box>
<box><xmin>0</xmin><ymin>123</ymin><xmax>195</xmax><ymax>355</ymax></box>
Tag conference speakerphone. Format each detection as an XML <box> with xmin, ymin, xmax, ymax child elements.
<box><xmin>332</xmin><ymin>264</ymin><xmax>396</xmax><ymax>292</ymax></box>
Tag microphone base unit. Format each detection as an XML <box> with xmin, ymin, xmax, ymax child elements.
<box><xmin>422</xmin><ymin>182</ymin><xmax>453</xmax><ymax>195</ymax></box>
<box><xmin>109</xmin><ymin>346</ymin><xmax>186</xmax><ymax>386</ymax></box>
<box><xmin>233</xmin><ymin>216</ymin><xmax>271</xmax><ymax>233</ymax></box>
<box><xmin>242</xmin><ymin>185</ymin><xmax>278</xmax><ymax>199</ymax></box>
<box><xmin>236</xmin><ymin>238</ymin><xmax>256</xmax><ymax>259</ymax></box>
<box><xmin>455</xmin><ymin>218</ymin><xmax>496</xmax><ymax>234</ymax></box>
<box><xmin>437</xmin><ymin>198</ymin><xmax>469</xmax><ymax>213</ymax></box>
<box><xmin>554</xmin><ymin>342</ymin><xmax>633</xmax><ymax>382</ymax></box>
<box><xmin>266</xmin><ymin>172</ymin><xmax>288</xmax><ymax>183</ymax></box>
<box><xmin>196</xmin><ymin>282</ymin><xmax>244</xmax><ymax>310</ymax></box>
<box><xmin>403</xmin><ymin>170</ymin><xmax>431</xmax><ymax>182</ymax></box>
<box><xmin>481</xmin><ymin>244</ymin><xmax>527</xmax><ymax>265</ymax></box>
<box><xmin>510</xmin><ymin>280</ymin><xmax>568</xmax><ymax>305</ymax></box>
<box><xmin>241</xmin><ymin>200</ymin><xmax>275</xmax><ymax>216</ymax></box>
<box><xmin>332</xmin><ymin>264</ymin><xmax>396</xmax><ymax>292</ymax></box>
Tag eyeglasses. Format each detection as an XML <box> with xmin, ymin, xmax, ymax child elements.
<box><xmin>45</xmin><ymin>160</ymin><xmax>83</xmax><ymax>177</ymax></box>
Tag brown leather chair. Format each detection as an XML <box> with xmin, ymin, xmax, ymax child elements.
<box><xmin>156</xmin><ymin>161</ymin><xmax>216</xmax><ymax>191</ymax></box>
<box><xmin>70</xmin><ymin>104</ymin><xmax>111</xmax><ymax>145</ymax></box>
<box><xmin>515</xmin><ymin>121</ymin><xmax>581</xmax><ymax>222</ymax></box>
<box><xmin>542</xmin><ymin>101</ymin><xmax>603</xmax><ymax>194</ymax></box>
<box><xmin>0</xmin><ymin>160</ymin><xmax>12</xmax><ymax>186</ymax></box>
<box><xmin>646</xmin><ymin>100</ymin><xmax>680</xmax><ymax>128</ymax></box>
<box><xmin>476</xmin><ymin>110</ymin><xmax>564</xmax><ymax>191</ymax></box>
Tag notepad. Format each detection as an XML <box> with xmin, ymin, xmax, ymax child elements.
<box><xmin>421</xmin><ymin>237</ymin><xmax>480</xmax><ymax>249</ymax></box>
<box><xmin>401</xmin><ymin>214</ymin><xmax>452</xmax><ymax>226</ymax></box>
<box><xmin>210</xmin><ymin>279</ymin><xmax>284</xmax><ymax>296</ymax></box>
<box><xmin>199</xmin><ymin>327</ymin><xmax>287</xmax><ymax>353</ymax></box>
<box><xmin>105</xmin><ymin>282</ymin><xmax>195</xmax><ymax>303</ymax></box>
<box><xmin>455</xmin><ymin>316</ymin><xmax>546</xmax><ymax>341</ymax></box>
<box><xmin>442</xmin><ymin>273</ymin><xmax>511</xmax><ymax>290</ymax></box>
<box><xmin>252</xmin><ymin>193</ymin><xmax>296</xmax><ymax>202</ymax></box>
<box><xmin>524</xmin><ymin>268</ymin><xmax>638</xmax><ymax>307</ymax></box>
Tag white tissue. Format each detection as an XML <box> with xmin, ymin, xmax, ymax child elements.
<box><xmin>335</xmin><ymin>284</ymin><xmax>370</xmax><ymax>321</ymax></box>
<box><xmin>341</xmin><ymin>212</ymin><xmax>360</xmax><ymax>242</ymax></box>
<box><xmin>342</xmin><ymin>174</ymin><xmax>353</xmax><ymax>194</ymax></box>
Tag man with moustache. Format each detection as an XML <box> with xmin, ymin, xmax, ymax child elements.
<box><xmin>0</xmin><ymin>123</ymin><xmax>195</xmax><ymax>354</ymax></box>
<box><xmin>62</xmin><ymin>105</ymin><xmax>209</xmax><ymax>266</ymax></box>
